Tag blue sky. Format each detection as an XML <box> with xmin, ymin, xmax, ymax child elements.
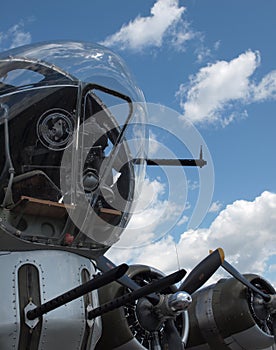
<box><xmin>1</xmin><ymin>0</ymin><xmax>275</xmax><ymax>285</ymax></box>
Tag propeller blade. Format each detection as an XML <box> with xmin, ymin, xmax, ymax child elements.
<box><xmin>162</xmin><ymin>319</ymin><xmax>184</xmax><ymax>350</ymax></box>
<box><xmin>150</xmin><ymin>332</ymin><xmax>162</xmax><ymax>350</ymax></box>
<box><xmin>221</xmin><ymin>260</ymin><xmax>271</xmax><ymax>302</ymax></box>
<box><xmin>179</xmin><ymin>248</ymin><xmax>225</xmax><ymax>294</ymax></box>
<box><xmin>162</xmin><ymin>248</ymin><xmax>224</xmax><ymax>349</ymax></box>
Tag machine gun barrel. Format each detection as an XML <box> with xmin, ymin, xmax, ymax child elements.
<box><xmin>145</xmin><ymin>158</ymin><xmax>207</xmax><ymax>167</ymax></box>
<box><xmin>26</xmin><ymin>263</ymin><xmax>128</xmax><ymax>320</ymax></box>
<box><xmin>134</xmin><ymin>146</ymin><xmax>207</xmax><ymax>168</ymax></box>
<box><xmin>133</xmin><ymin>158</ymin><xmax>206</xmax><ymax>167</ymax></box>
<box><xmin>88</xmin><ymin>269</ymin><xmax>186</xmax><ymax>320</ymax></box>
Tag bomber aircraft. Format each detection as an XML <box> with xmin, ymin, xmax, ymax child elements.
<box><xmin>0</xmin><ymin>41</ymin><xmax>275</xmax><ymax>350</ymax></box>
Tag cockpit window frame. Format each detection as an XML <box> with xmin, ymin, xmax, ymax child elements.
<box><xmin>0</xmin><ymin>57</ymin><xmax>78</xmax><ymax>96</ymax></box>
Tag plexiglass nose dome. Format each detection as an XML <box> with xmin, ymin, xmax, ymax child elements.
<box><xmin>0</xmin><ymin>41</ymin><xmax>147</xmax><ymax>255</ymax></box>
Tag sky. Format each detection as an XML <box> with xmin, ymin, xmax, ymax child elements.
<box><xmin>1</xmin><ymin>0</ymin><xmax>276</xmax><ymax>287</ymax></box>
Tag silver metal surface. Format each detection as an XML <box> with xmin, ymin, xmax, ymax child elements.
<box><xmin>192</xmin><ymin>284</ymin><xmax>275</xmax><ymax>350</ymax></box>
<box><xmin>168</xmin><ymin>291</ymin><xmax>192</xmax><ymax>312</ymax></box>
<box><xmin>0</xmin><ymin>250</ymin><xmax>101</xmax><ymax>350</ymax></box>
<box><xmin>0</xmin><ymin>251</ymin><xmax>19</xmax><ymax>349</ymax></box>
<box><xmin>195</xmin><ymin>286</ymin><xmax>221</xmax><ymax>343</ymax></box>
<box><xmin>182</xmin><ymin>310</ymin><xmax>190</xmax><ymax>347</ymax></box>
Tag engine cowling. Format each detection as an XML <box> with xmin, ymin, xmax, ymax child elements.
<box><xmin>186</xmin><ymin>274</ymin><xmax>275</xmax><ymax>350</ymax></box>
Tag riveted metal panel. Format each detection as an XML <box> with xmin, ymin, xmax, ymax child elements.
<box><xmin>0</xmin><ymin>252</ymin><xmax>20</xmax><ymax>349</ymax></box>
<box><xmin>0</xmin><ymin>250</ymin><xmax>101</xmax><ymax>350</ymax></box>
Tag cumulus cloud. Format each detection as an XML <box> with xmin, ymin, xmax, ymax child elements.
<box><xmin>0</xmin><ymin>22</ymin><xmax>31</xmax><ymax>51</ymax></box>
<box><xmin>177</xmin><ymin>50</ymin><xmax>260</xmax><ymax>125</ymax></box>
<box><xmin>101</xmin><ymin>0</ymin><xmax>192</xmax><ymax>51</ymax></box>
<box><xmin>112</xmin><ymin>177</ymin><xmax>183</xmax><ymax>249</ymax></box>
<box><xmin>107</xmin><ymin>191</ymin><xmax>276</xmax><ymax>285</ymax></box>
<box><xmin>177</xmin><ymin>50</ymin><xmax>276</xmax><ymax>126</ymax></box>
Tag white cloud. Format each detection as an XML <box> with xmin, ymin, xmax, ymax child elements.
<box><xmin>252</xmin><ymin>70</ymin><xmax>276</xmax><ymax>101</ymax></box>
<box><xmin>100</xmin><ymin>0</ymin><xmax>191</xmax><ymax>51</ymax></box>
<box><xmin>187</xmin><ymin>180</ymin><xmax>199</xmax><ymax>191</ymax></box>
<box><xmin>111</xmin><ymin>177</ymin><xmax>183</xmax><ymax>249</ymax></box>
<box><xmin>132</xmin><ymin>177</ymin><xmax>165</xmax><ymax>214</ymax></box>
<box><xmin>177</xmin><ymin>50</ymin><xmax>261</xmax><ymax>125</ymax></box>
<box><xmin>177</xmin><ymin>50</ymin><xmax>276</xmax><ymax>126</ymax></box>
<box><xmin>148</xmin><ymin>130</ymin><xmax>161</xmax><ymax>156</ymax></box>
<box><xmin>196</xmin><ymin>40</ymin><xmax>222</xmax><ymax>65</ymax></box>
<box><xmin>10</xmin><ymin>26</ymin><xmax>31</xmax><ymax>49</ymax></box>
<box><xmin>169</xmin><ymin>19</ymin><xmax>195</xmax><ymax>51</ymax></box>
<box><xmin>0</xmin><ymin>22</ymin><xmax>31</xmax><ymax>51</ymax></box>
<box><xmin>208</xmin><ymin>200</ymin><xmax>223</xmax><ymax>213</ymax></box>
<box><xmin>107</xmin><ymin>191</ymin><xmax>276</xmax><ymax>286</ymax></box>
<box><xmin>214</xmin><ymin>40</ymin><xmax>221</xmax><ymax>51</ymax></box>
<box><xmin>177</xmin><ymin>214</ymin><xmax>189</xmax><ymax>226</ymax></box>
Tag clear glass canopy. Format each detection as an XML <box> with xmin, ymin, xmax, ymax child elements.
<box><xmin>0</xmin><ymin>41</ymin><xmax>148</xmax><ymax>250</ymax></box>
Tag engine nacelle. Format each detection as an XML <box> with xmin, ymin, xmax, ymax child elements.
<box><xmin>186</xmin><ymin>274</ymin><xmax>275</xmax><ymax>350</ymax></box>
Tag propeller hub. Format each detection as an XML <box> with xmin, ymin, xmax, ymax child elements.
<box><xmin>168</xmin><ymin>291</ymin><xmax>192</xmax><ymax>313</ymax></box>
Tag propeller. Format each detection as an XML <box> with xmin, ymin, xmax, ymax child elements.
<box><xmin>222</xmin><ymin>260</ymin><xmax>271</xmax><ymax>301</ymax></box>
<box><xmin>162</xmin><ymin>319</ymin><xmax>184</xmax><ymax>350</ymax></box>
<box><xmin>162</xmin><ymin>248</ymin><xmax>225</xmax><ymax>349</ymax></box>
<box><xmin>136</xmin><ymin>248</ymin><xmax>225</xmax><ymax>350</ymax></box>
<box><xmin>221</xmin><ymin>259</ymin><xmax>276</xmax><ymax>343</ymax></box>
<box><xmin>97</xmin><ymin>250</ymin><xmax>225</xmax><ymax>349</ymax></box>
<box><xmin>179</xmin><ymin>248</ymin><xmax>225</xmax><ymax>294</ymax></box>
